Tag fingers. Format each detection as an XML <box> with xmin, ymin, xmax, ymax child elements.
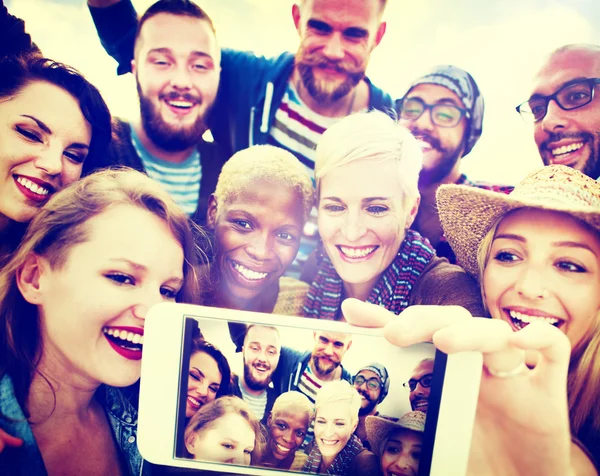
<box><xmin>383</xmin><ymin>305</ymin><xmax>473</xmax><ymax>347</ymax></box>
<box><xmin>508</xmin><ymin>321</ymin><xmax>571</xmax><ymax>385</ymax></box>
<box><xmin>342</xmin><ymin>298</ymin><xmax>395</xmax><ymax>328</ymax></box>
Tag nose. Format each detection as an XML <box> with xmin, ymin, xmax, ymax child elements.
<box><xmin>322</xmin><ymin>32</ymin><xmax>345</xmax><ymax>61</ymax></box>
<box><xmin>390</xmin><ymin>451</ymin><xmax>412</xmax><ymax>472</ymax></box>
<box><xmin>194</xmin><ymin>379</ymin><xmax>209</xmax><ymax>397</ymax></box>
<box><xmin>246</xmin><ymin>232</ymin><xmax>274</xmax><ymax>262</ymax></box>
<box><xmin>282</xmin><ymin>428</ymin><xmax>293</xmax><ymax>444</ymax></box>
<box><xmin>230</xmin><ymin>450</ymin><xmax>249</xmax><ymax>465</ymax></box>
<box><xmin>322</xmin><ymin>343</ymin><xmax>335</xmax><ymax>356</ymax></box>
<box><xmin>413</xmin><ymin>106</ymin><xmax>434</xmax><ymax>131</ymax></box>
<box><xmin>341</xmin><ymin>211</ymin><xmax>366</xmax><ymax>242</ymax></box>
<box><xmin>131</xmin><ymin>288</ymin><xmax>166</xmax><ymax>321</ymax></box>
<box><xmin>170</xmin><ymin>64</ymin><xmax>193</xmax><ymax>90</ymax></box>
<box><xmin>34</xmin><ymin>147</ymin><xmax>63</xmax><ymax>177</ymax></box>
<box><xmin>540</xmin><ymin>98</ymin><xmax>568</xmax><ymax>132</ymax></box>
<box><xmin>514</xmin><ymin>265</ymin><xmax>547</xmax><ymax>300</ymax></box>
<box><xmin>413</xmin><ymin>382</ymin><xmax>426</xmax><ymax>396</ymax></box>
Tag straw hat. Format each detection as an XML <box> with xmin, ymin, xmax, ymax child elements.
<box><xmin>436</xmin><ymin>165</ymin><xmax>600</xmax><ymax>279</ymax></box>
<box><xmin>366</xmin><ymin>411</ymin><xmax>426</xmax><ymax>457</ymax></box>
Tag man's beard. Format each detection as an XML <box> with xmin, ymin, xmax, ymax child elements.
<box><xmin>295</xmin><ymin>50</ymin><xmax>365</xmax><ymax>104</ymax></box>
<box><xmin>540</xmin><ymin>131</ymin><xmax>600</xmax><ymax>179</ymax></box>
<box><xmin>137</xmin><ymin>80</ymin><xmax>208</xmax><ymax>152</ymax></box>
<box><xmin>357</xmin><ymin>389</ymin><xmax>378</xmax><ymax>416</ymax></box>
<box><xmin>312</xmin><ymin>354</ymin><xmax>339</xmax><ymax>377</ymax></box>
<box><xmin>413</xmin><ymin>129</ymin><xmax>463</xmax><ymax>187</ymax></box>
<box><xmin>243</xmin><ymin>360</ymin><xmax>272</xmax><ymax>391</ymax></box>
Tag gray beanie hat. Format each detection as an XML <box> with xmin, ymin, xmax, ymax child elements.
<box><xmin>353</xmin><ymin>362</ymin><xmax>390</xmax><ymax>403</ymax></box>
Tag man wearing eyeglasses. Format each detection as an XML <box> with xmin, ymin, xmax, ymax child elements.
<box><xmin>516</xmin><ymin>44</ymin><xmax>600</xmax><ymax>181</ymax></box>
<box><xmin>405</xmin><ymin>358</ymin><xmax>434</xmax><ymax>413</ymax></box>
<box><xmin>397</xmin><ymin>65</ymin><xmax>513</xmax><ymax>263</ymax></box>
<box><xmin>352</xmin><ymin>363</ymin><xmax>390</xmax><ymax>450</ymax></box>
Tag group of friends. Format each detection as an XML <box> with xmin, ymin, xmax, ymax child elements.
<box><xmin>0</xmin><ymin>0</ymin><xmax>599</xmax><ymax>474</ymax></box>
<box><xmin>176</xmin><ymin>322</ymin><xmax>431</xmax><ymax>475</ymax></box>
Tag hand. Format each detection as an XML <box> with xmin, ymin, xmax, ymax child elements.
<box><xmin>341</xmin><ymin>299</ymin><xmax>593</xmax><ymax>476</ymax></box>
<box><xmin>0</xmin><ymin>427</ymin><xmax>23</xmax><ymax>453</ymax></box>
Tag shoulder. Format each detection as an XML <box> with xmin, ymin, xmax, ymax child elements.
<box><xmin>221</xmin><ymin>49</ymin><xmax>294</xmax><ymax>80</ymax></box>
<box><xmin>274</xmin><ymin>277</ymin><xmax>310</xmax><ymax>317</ymax></box>
<box><xmin>352</xmin><ymin>449</ymin><xmax>380</xmax><ymax>476</ymax></box>
<box><xmin>410</xmin><ymin>257</ymin><xmax>486</xmax><ymax>316</ymax></box>
<box><xmin>365</xmin><ymin>76</ymin><xmax>394</xmax><ymax>114</ymax></box>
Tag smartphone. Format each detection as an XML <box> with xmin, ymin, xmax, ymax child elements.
<box><xmin>138</xmin><ymin>303</ymin><xmax>482</xmax><ymax>476</ymax></box>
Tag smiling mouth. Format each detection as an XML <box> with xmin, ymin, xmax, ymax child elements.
<box><xmin>232</xmin><ymin>261</ymin><xmax>269</xmax><ymax>281</ymax></box>
<box><xmin>275</xmin><ymin>443</ymin><xmax>293</xmax><ymax>454</ymax></box>
<box><xmin>187</xmin><ymin>395</ymin><xmax>203</xmax><ymax>410</ymax></box>
<box><xmin>253</xmin><ymin>363</ymin><xmax>270</xmax><ymax>373</ymax></box>
<box><xmin>506</xmin><ymin>309</ymin><xmax>562</xmax><ymax>330</ymax></box>
<box><xmin>548</xmin><ymin>141</ymin><xmax>585</xmax><ymax>164</ymax></box>
<box><xmin>102</xmin><ymin>327</ymin><xmax>144</xmax><ymax>360</ymax></box>
<box><xmin>320</xmin><ymin>439</ymin><xmax>339</xmax><ymax>446</ymax></box>
<box><xmin>337</xmin><ymin>245</ymin><xmax>378</xmax><ymax>259</ymax></box>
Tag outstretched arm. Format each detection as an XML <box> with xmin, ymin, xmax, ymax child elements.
<box><xmin>87</xmin><ymin>0</ymin><xmax>137</xmax><ymax>74</ymax></box>
<box><xmin>342</xmin><ymin>299</ymin><xmax>598</xmax><ymax>476</ymax></box>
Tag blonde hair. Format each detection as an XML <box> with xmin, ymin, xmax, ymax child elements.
<box><xmin>271</xmin><ymin>391</ymin><xmax>315</xmax><ymax>422</ymax></box>
<box><xmin>314</xmin><ymin>110</ymin><xmax>423</xmax><ymax>208</ymax></box>
<box><xmin>184</xmin><ymin>396</ymin><xmax>265</xmax><ymax>462</ymax></box>
<box><xmin>476</xmin><ymin>210</ymin><xmax>600</xmax><ymax>442</ymax></box>
<box><xmin>213</xmin><ymin>145</ymin><xmax>315</xmax><ymax>222</ymax></box>
<box><xmin>0</xmin><ymin>168</ymin><xmax>202</xmax><ymax>414</ymax></box>
<box><xmin>315</xmin><ymin>380</ymin><xmax>362</xmax><ymax>426</ymax></box>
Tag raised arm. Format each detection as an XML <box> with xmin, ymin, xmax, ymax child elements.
<box><xmin>87</xmin><ymin>0</ymin><xmax>137</xmax><ymax>74</ymax></box>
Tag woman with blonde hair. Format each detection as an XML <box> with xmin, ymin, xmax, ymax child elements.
<box><xmin>0</xmin><ymin>168</ymin><xmax>200</xmax><ymax>474</ymax></box>
<box><xmin>303</xmin><ymin>111</ymin><xmax>485</xmax><ymax>321</ymax></box>
<box><xmin>184</xmin><ymin>395</ymin><xmax>264</xmax><ymax>466</ymax></box>
<box><xmin>302</xmin><ymin>380</ymin><xmax>378</xmax><ymax>475</ymax></box>
<box><xmin>436</xmin><ymin>164</ymin><xmax>600</xmax><ymax>468</ymax></box>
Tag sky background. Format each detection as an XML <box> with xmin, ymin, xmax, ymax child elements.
<box><xmin>6</xmin><ymin>0</ymin><xmax>600</xmax><ymax>184</ymax></box>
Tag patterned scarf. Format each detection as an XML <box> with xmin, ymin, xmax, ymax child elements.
<box><xmin>303</xmin><ymin>230</ymin><xmax>435</xmax><ymax>319</ymax></box>
<box><xmin>302</xmin><ymin>434</ymin><xmax>366</xmax><ymax>475</ymax></box>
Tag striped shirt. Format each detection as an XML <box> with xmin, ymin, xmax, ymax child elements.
<box><xmin>297</xmin><ymin>366</ymin><xmax>326</xmax><ymax>450</ymax></box>
<box><xmin>130</xmin><ymin>128</ymin><xmax>201</xmax><ymax>216</ymax></box>
<box><xmin>267</xmin><ymin>81</ymin><xmax>339</xmax><ymax>175</ymax></box>
<box><xmin>238</xmin><ymin>379</ymin><xmax>268</xmax><ymax>421</ymax></box>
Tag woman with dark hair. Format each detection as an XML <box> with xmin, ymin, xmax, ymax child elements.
<box><xmin>0</xmin><ymin>168</ymin><xmax>201</xmax><ymax>475</ymax></box>
<box><xmin>0</xmin><ymin>52</ymin><xmax>111</xmax><ymax>260</ymax></box>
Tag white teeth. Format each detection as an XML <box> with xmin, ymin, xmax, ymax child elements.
<box><xmin>233</xmin><ymin>262</ymin><xmax>268</xmax><ymax>280</ymax></box>
<box><xmin>103</xmin><ymin>327</ymin><xmax>144</xmax><ymax>344</ymax></box>
<box><xmin>167</xmin><ymin>100</ymin><xmax>193</xmax><ymax>108</ymax></box>
<box><xmin>339</xmin><ymin>246</ymin><xmax>376</xmax><ymax>258</ymax></box>
<box><xmin>321</xmin><ymin>439</ymin><xmax>339</xmax><ymax>446</ymax></box>
<box><xmin>551</xmin><ymin>142</ymin><xmax>583</xmax><ymax>156</ymax></box>
<box><xmin>509</xmin><ymin>310</ymin><xmax>560</xmax><ymax>326</ymax></box>
<box><xmin>16</xmin><ymin>176</ymin><xmax>50</xmax><ymax>195</ymax></box>
<box><xmin>276</xmin><ymin>444</ymin><xmax>290</xmax><ymax>453</ymax></box>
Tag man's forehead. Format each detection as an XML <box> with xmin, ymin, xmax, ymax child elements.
<box><xmin>247</xmin><ymin>326</ymin><xmax>280</xmax><ymax>346</ymax></box>
<box><xmin>532</xmin><ymin>48</ymin><xmax>600</xmax><ymax>96</ymax></box>
<box><xmin>301</xmin><ymin>0</ymin><xmax>383</xmax><ymax>27</ymax></box>
<box><xmin>406</xmin><ymin>83</ymin><xmax>465</xmax><ymax>108</ymax></box>
<box><xmin>356</xmin><ymin>369</ymin><xmax>380</xmax><ymax>381</ymax></box>
<box><xmin>316</xmin><ymin>331</ymin><xmax>350</xmax><ymax>344</ymax></box>
<box><xmin>412</xmin><ymin>359</ymin><xmax>434</xmax><ymax>376</ymax></box>
<box><xmin>137</xmin><ymin>13</ymin><xmax>218</xmax><ymax>57</ymax></box>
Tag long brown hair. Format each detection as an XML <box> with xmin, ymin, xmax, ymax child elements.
<box><xmin>0</xmin><ymin>168</ymin><xmax>203</xmax><ymax>416</ymax></box>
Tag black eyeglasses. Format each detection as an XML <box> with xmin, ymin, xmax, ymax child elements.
<box><xmin>354</xmin><ymin>375</ymin><xmax>381</xmax><ymax>391</ymax></box>
<box><xmin>396</xmin><ymin>97</ymin><xmax>469</xmax><ymax>128</ymax></box>
<box><xmin>402</xmin><ymin>373</ymin><xmax>433</xmax><ymax>391</ymax></box>
<box><xmin>516</xmin><ymin>78</ymin><xmax>600</xmax><ymax>123</ymax></box>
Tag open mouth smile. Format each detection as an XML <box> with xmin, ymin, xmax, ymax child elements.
<box><xmin>505</xmin><ymin>309</ymin><xmax>563</xmax><ymax>331</ymax></box>
<box><xmin>320</xmin><ymin>439</ymin><xmax>340</xmax><ymax>446</ymax></box>
<box><xmin>232</xmin><ymin>261</ymin><xmax>269</xmax><ymax>281</ymax></box>
<box><xmin>548</xmin><ymin>141</ymin><xmax>585</xmax><ymax>165</ymax></box>
<box><xmin>187</xmin><ymin>395</ymin><xmax>204</xmax><ymax>411</ymax></box>
<box><xmin>337</xmin><ymin>245</ymin><xmax>378</xmax><ymax>260</ymax></box>
<box><xmin>275</xmin><ymin>443</ymin><xmax>293</xmax><ymax>454</ymax></box>
<box><xmin>14</xmin><ymin>175</ymin><xmax>54</xmax><ymax>202</ymax></box>
<box><xmin>103</xmin><ymin>326</ymin><xmax>144</xmax><ymax>360</ymax></box>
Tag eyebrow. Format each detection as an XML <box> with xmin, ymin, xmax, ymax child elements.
<box><xmin>21</xmin><ymin>115</ymin><xmax>90</xmax><ymax>150</ymax></box>
<box><xmin>109</xmin><ymin>258</ymin><xmax>184</xmax><ymax>284</ymax></box>
<box><xmin>148</xmin><ymin>47</ymin><xmax>213</xmax><ymax>60</ymax></box>
<box><xmin>494</xmin><ymin>234</ymin><xmax>597</xmax><ymax>256</ymax></box>
<box><xmin>530</xmin><ymin>76</ymin><xmax>590</xmax><ymax>99</ymax></box>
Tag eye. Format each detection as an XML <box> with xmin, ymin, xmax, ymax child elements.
<box><xmin>190</xmin><ymin>371</ymin><xmax>202</xmax><ymax>382</ymax></box>
<box><xmin>493</xmin><ymin>251</ymin><xmax>520</xmax><ymax>263</ymax></box>
<box><xmin>296</xmin><ymin>430</ymin><xmax>306</xmax><ymax>438</ymax></box>
<box><xmin>385</xmin><ymin>445</ymin><xmax>400</xmax><ymax>455</ymax></box>
<box><xmin>244</xmin><ymin>449</ymin><xmax>253</xmax><ymax>455</ymax></box>
<box><xmin>106</xmin><ymin>273</ymin><xmax>134</xmax><ymax>285</ymax></box>
<box><xmin>152</xmin><ymin>59</ymin><xmax>171</xmax><ymax>67</ymax></box>
<box><xmin>222</xmin><ymin>443</ymin><xmax>234</xmax><ymax>450</ymax></box>
<box><xmin>209</xmin><ymin>384</ymin><xmax>220</xmax><ymax>394</ymax></box>
<box><xmin>555</xmin><ymin>260</ymin><xmax>587</xmax><ymax>273</ymax></box>
<box><xmin>233</xmin><ymin>219</ymin><xmax>252</xmax><ymax>230</ymax></box>
<box><xmin>160</xmin><ymin>286</ymin><xmax>178</xmax><ymax>301</ymax></box>
<box><xmin>63</xmin><ymin>151</ymin><xmax>86</xmax><ymax>164</ymax></box>
<box><xmin>335</xmin><ymin>421</ymin><xmax>346</xmax><ymax>427</ymax></box>
<box><xmin>16</xmin><ymin>126</ymin><xmax>42</xmax><ymax>143</ymax></box>
<box><xmin>323</xmin><ymin>204</ymin><xmax>345</xmax><ymax>213</ymax></box>
<box><xmin>366</xmin><ymin>205</ymin><xmax>388</xmax><ymax>215</ymax></box>
<box><xmin>276</xmin><ymin>231</ymin><xmax>295</xmax><ymax>241</ymax></box>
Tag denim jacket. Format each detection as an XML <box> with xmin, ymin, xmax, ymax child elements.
<box><xmin>0</xmin><ymin>374</ymin><xmax>145</xmax><ymax>475</ymax></box>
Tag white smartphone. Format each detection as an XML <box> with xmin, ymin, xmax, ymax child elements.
<box><xmin>138</xmin><ymin>303</ymin><xmax>482</xmax><ymax>476</ymax></box>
